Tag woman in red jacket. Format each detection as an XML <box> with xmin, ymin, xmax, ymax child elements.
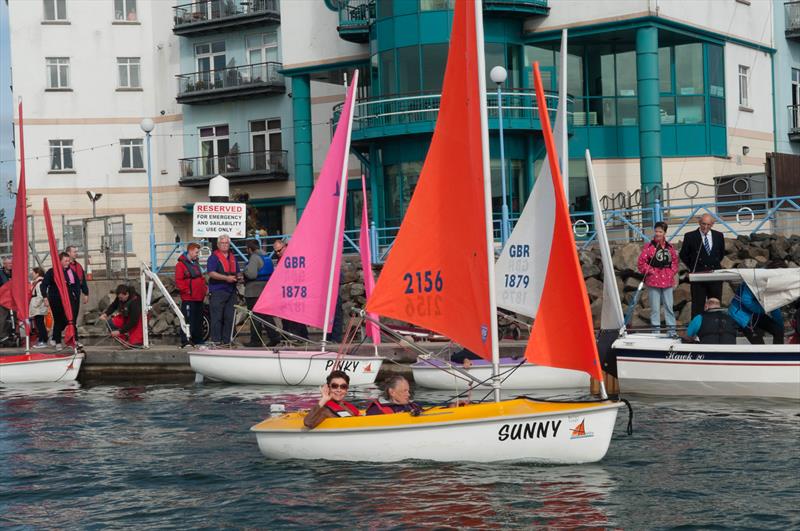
<box><xmin>175</xmin><ymin>243</ymin><xmax>208</xmax><ymax>347</ymax></box>
<box><xmin>637</xmin><ymin>221</ymin><xmax>679</xmax><ymax>334</ymax></box>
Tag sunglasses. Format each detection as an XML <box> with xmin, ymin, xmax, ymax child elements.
<box><xmin>329</xmin><ymin>383</ymin><xmax>349</xmax><ymax>390</ymax></box>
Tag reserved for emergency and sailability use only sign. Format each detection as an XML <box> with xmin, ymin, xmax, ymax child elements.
<box><xmin>192</xmin><ymin>202</ymin><xmax>247</xmax><ymax>238</ymax></box>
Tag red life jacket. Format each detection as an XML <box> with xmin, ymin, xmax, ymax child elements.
<box><xmin>213</xmin><ymin>249</ymin><xmax>237</xmax><ymax>274</ymax></box>
<box><xmin>367</xmin><ymin>400</ymin><xmax>395</xmax><ymax>415</ymax></box>
<box><xmin>69</xmin><ymin>261</ymin><xmax>85</xmax><ymax>282</ymax></box>
<box><xmin>324</xmin><ymin>400</ymin><xmax>360</xmax><ymax>417</ymax></box>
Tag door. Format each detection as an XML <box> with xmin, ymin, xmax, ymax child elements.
<box><xmin>199</xmin><ymin>125</ymin><xmax>229</xmax><ymax>176</ymax></box>
<box><xmin>246</xmin><ymin>32</ymin><xmax>278</xmax><ymax>82</ymax></box>
<box><xmin>250</xmin><ymin>119</ymin><xmax>281</xmax><ymax>171</ymax></box>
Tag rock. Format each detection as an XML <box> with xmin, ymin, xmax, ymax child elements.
<box><xmin>740</xmin><ymin>258</ymin><xmax>758</xmax><ymax>268</ymax></box>
<box><xmin>581</xmin><ymin>259</ymin><xmax>601</xmax><ymax>279</ymax></box>
<box><xmin>768</xmin><ymin>236</ymin><xmax>789</xmax><ymax>259</ymax></box>
<box><xmin>747</xmin><ymin>246</ymin><xmax>769</xmax><ymax>260</ymax></box>
<box><xmin>612</xmin><ymin>243</ymin><xmax>641</xmax><ymax>275</ymax></box>
<box><xmin>720</xmin><ymin>256</ymin><xmax>736</xmax><ymax>269</ymax></box>
<box><xmin>151</xmin><ymin>317</ymin><xmax>170</xmax><ymax>335</ymax></box>
<box><xmin>350</xmin><ymin>284</ymin><xmax>365</xmax><ymax>297</ymax></box>
<box><xmin>677</xmin><ymin>303</ymin><xmax>691</xmax><ymax>325</ymax></box>
<box><xmin>97</xmin><ymin>294</ymin><xmax>112</xmax><ymax>311</ymax></box>
<box><xmin>623</xmin><ymin>277</ymin><xmax>641</xmax><ymax>291</ymax></box>
<box><xmin>589</xmin><ymin>298</ymin><xmax>602</xmax><ymax>328</ymax></box>
<box><xmin>721</xmin><ymin>282</ymin><xmax>735</xmax><ymax>306</ymax></box>
<box><xmin>673</xmin><ymin>283</ymin><xmax>691</xmax><ymax>309</ymax></box>
<box><xmin>754</xmin><ymin>255</ymin><xmax>768</xmax><ymax>265</ymax></box>
<box><xmin>584</xmin><ymin>277</ymin><xmax>604</xmax><ymax>302</ymax></box>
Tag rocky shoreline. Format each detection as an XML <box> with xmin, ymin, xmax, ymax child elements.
<box><xmin>78</xmin><ymin>233</ymin><xmax>799</xmax><ymax>338</ymax></box>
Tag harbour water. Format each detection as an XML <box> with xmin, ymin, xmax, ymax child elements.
<box><xmin>1</xmin><ymin>383</ymin><xmax>798</xmax><ymax>529</ymax></box>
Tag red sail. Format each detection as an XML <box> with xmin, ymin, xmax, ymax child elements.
<box><xmin>523</xmin><ymin>63</ymin><xmax>603</xmax><ymax>381</ymax></box>
<box><xmin>43</xmin><ymin>199</ymin><xmax>76</xmax><ymax>347</ymax></box>
<box><xmin>0</xmin><ymin>101</ymin><xmax>30</xmax><ymax>329</ymax></box>
<box><xmin>366</xmin><ymin>0</ymin><xmax>492</xmax><ymax>359</ymax></box>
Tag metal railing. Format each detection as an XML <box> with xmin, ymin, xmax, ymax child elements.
<box><xmin>179</xmin><ymin>149</ymin><xmax>288</xmax><ymax>179</ymax></box>
<box><xmin>786</xmin><ymin>1</ymin><xmax>800</xmax><ymax>35</ymax></box>
<box><xmin>333</xmin><ymin>89</ymin><xmax>571</xmax><ymax>133</ymax></box>
<box><xmin>176</xmin><ymin>61</ymin><xmax>283</xmax><ymax>96</ymax></box>
<box><xmin>173</xmin><ymin>0</ymin><xmax>279</xmax><ymax>27</ymax></box>
<box><xmin>789</xmin><ymin>104</ymin><xmax>800</xmax><ymax>135</ymax></box>
<box><xmin>338</xmin><ymin>0</ymin><xmax>374</xmax><ymax>28</ymax></box>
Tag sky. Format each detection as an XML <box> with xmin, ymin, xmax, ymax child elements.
<box><xmin>0</xmin><ymin>0</ymin><xmax>16</xmax><ymax>226</ymax></box>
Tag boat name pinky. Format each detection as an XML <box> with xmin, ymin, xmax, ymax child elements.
<box><xmin>497</xmin><ymin>420</ymin><xmax>562</xmax><ymax>441</ymax></box>
<box><xmin>324</xmin><ymin>359</ymin><xmax>361</xmax><ymax>372</ymax></box>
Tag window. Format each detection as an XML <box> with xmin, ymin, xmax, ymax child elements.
<box><xmin>708</xmin><ymin>45</ymin><xmax>725</xmax><ymax>125</ymax></box>
<box><xmin>46</xmin><ymin>57</ymin><xmax>69</xmax><ymax>89</ymax></box>
<box><xmin>397</xmin><ymin>46</ymin><xmax>420</xmax><ymax>93</ymax></box>
<box><xmin>420</xmin><ymin>0</ymin><xmax>453</xmax><ymax>11</ymax></box>
<box><xmin>199</xmin><ymin>125</ymin><xmax>229</xmax><ymax>176</ymax></box>
<box><xmin>120</xmin><ymin>139</ymin><xmax>144</xmax><ymax>169</ymax></box>
<box><xmin>658</xmin><ymin>47</ymin><xmax>672</xmax><ymax>93</ymax></box>
<box><xmin>49</xmin><ymin>140</ymin><xmax>73</xmax><ymax>171</ymax></box>
<box><xmin>117</xmin><ymin>57</ymin><xmax>141</xmax><ymax>88</ymax></box>
<box><xmin>114</xmin><ymin>0</ymin><xmax>137</xmax><ymax>21</ymax></box>
<box><xmin>250</xmin><ymin>119</ymin><xmax>282</xmax><ymax>171</ymax></box>
<box><xmin>43</xmin><ymin>0</ymin><xmax>67</xmax><ymax>21</ymax></box>
<box><xmin>422</xmin><ymin>44</ymin><xmax>447</xmax><ymax>92</ymax></box>
<box><xmin>675</xmin><ymin>43</ymin><xmax>703</xmax><ymax>95</ymax></box>
<box><xmin>738</xmin><ymin>65</ymin><xmax>750</xmax><ymax>107</ymax></box>
<box><xmin>195</xmin><ymin>42</ymin><xmax>226</xmax><ymax>89</ymax></box>
<box><xmin>246</xmin><ymin>33</ymin><xmax>278</xmax><ymax>82</ymax></box>
<box><xmin>379</xmin><ymin>50</ymin><xmax>395</xmax><ymax>96</ymax></box>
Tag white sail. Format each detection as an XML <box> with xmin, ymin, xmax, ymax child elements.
<box><xmin>586</xmin><ymin>150</ymin><xmax>625</xmax><ymax>331</ymax></box>
<box><xmin>495</xmin><ymin>30</ymin><xmax>568</xmax><ymax>318</ymax></box>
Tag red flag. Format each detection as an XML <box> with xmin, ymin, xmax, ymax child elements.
<box><xmin>43</xmin><ymin>198</ymin><xmax>76</xmax><ymax>347</ymax></box>
<box><xmin>0</xmin><ymin>100</ymin><xmax>30</xmax><ymax>334</ymax></box>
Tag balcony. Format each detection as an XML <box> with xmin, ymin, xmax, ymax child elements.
<box><xmin>332</xmin><ymin>89</ymin><xmax>571</xmax><ymax>143</ymax></box>
<box><xmin>789</xmin><ymin>105</ymin><xmax>800</xmax><ymax>142</ymax></box>
<box><xmin>483</xmin><ymin>0</ymin><xmax>549</xmax><ymax>17</ymax></box>
<box><xmin>179</xmin><ymin>149</ymin><xmax>289</xmax><ymax>187</ymax></box>
<box><xmin>337</xmin><ymin>0</ymin><xmax>374</xmax><ymax>43</ymax></box>
<box><xmin>176</xmin><ymin>62</ymin><xmax>285</xmax><ymax>105</ymax></box>
<box><xmin>173</xmin><ymin>0</ymin><xmax>280</xmax><ymax>36</ymax></box>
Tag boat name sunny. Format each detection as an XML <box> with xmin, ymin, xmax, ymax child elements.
<box><xmin>498</xmin><ymin>420</ymin><xmax>562</xmax><ymax>441</ymax></box>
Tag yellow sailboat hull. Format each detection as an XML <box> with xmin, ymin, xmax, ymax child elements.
<box><xmin>251</xmin><ymin>398</ymin><xmax>623</xmax><ymax>463</ymax></box>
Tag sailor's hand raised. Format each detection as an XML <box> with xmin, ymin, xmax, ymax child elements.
<box><xmin>318</xmin><ymin>384</ymin><xmax>332</xmax><ymax>406</ymax></box>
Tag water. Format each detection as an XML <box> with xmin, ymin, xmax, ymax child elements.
<box><xmin>1</xmin><ymin>383</ymin><xmax>798</xmax><ymax>529</ymax></box>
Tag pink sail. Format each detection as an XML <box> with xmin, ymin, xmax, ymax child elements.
<box><xmin>358</xmin><ymin>174</ymin><xmax>380</xmax><ymax>344</ymax></box>
<box><xmin>253</xmin><ymin>71</ymin><xmax>359</xmax><ymax>332</ymax></box>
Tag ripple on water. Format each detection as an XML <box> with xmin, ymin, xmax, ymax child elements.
<box><xmin>0</xmin><ymin>384</ymin><xmax>798</xmax><ymax>529</ymax></box>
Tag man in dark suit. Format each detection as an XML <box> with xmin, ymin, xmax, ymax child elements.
<box><xmin>679</xmin><ymin>214</ymin><xmax>725</xmax><ymax>318</ymax></box>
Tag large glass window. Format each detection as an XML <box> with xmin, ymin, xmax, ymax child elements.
<box><xmin>485</xmin><ymin>43</ymin><xmax>505</xmax><ymax>87</ymax></box>
<box><xmin>586</xmin><ymin>45</ymin><xmax>615</xmax><ymax>97</ymax></box>
<box><xmin>658</xmin><ymin>47</ymin><xmax>672</xmax><ymax>93</ymax></box>
<box><xmin>46</xmin><ymin>57</ymin><xmax>70</xmax><ymax>89</ymax></box>
<box><xmin>420</xmin><ymin>0</ymin><xmax>453</xmax><ymax>10</ymax></box>
<box><xmin>677</xmin><ymin>96</ymin><xmax>705</xmax><ymax>124</ymax></box>
<box><xmin>379</xmin><ymin>50</ymin><xmax>395</xmax><ymax>95</ymax></box>
<box><xmin>708</xmin><ymin>44</ymin><xmax>725</xmax><ymax>125</ymax></box>
<box><xmin>377</xmin><ymin>0</ymin><xmax>393</xmax><ymax>19</ymax></box>
<box><xmin>422</xmin><ymin>44</ymin><xmax>447</xmax><ymax>92</ymax></box>
<box><xmin>117</xmin><ymin>57</ymin><xmax>141</xmax><ymax>88</ymax></box>
<box><xmin>397</xmin><ymin>46</ymin><xmax>420</xmax><ymax>93</ymax></box>
<box><xmin>49</xmin><ymin>140</ymin><xmax>73</xmax><ymax>171</ymax></box>
<box><xmin>615</xmin><ymin>50</ymin><xmax>637</xmax><ymax>96</ymax></box>
<box><xmin>384</xmin><ymin>162</ymin><xmax>423</xmax><ymax>225</ymax></box>
<box><xmin>675</xmin><ymin>43</ymin><xmax>703</xmax><ymax>95</ymax></box>
<box><xmin>120</xmin><ymin>139</ymin><xmax>144</xmax><ymax>169</ymax></box>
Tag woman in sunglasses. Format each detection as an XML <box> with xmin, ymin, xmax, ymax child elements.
<box><xmin>303</xmin><ymin>370</ymin><xmax>360</xmax><ymax>429</ymax></box>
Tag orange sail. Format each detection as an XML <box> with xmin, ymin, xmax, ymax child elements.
<box><xmin>524</xmin><ymin>63</ymin><xmax>604</xmax><ymax>381</ymax></box>
<box><xmin>366</xmin><ymin>0</ymin><xmax>492</xmax><ymax>359</ymax></box>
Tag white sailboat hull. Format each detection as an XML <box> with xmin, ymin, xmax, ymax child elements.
<box><xmin>252</xmin><ymin>400</ymin><xmax>622</xmax><ymax>463</ymax></box>
<box><xmin>412</xmin><ymin>358</ymin><xmax>588</xmax><ymax>390</ymax></box>
<box><xmin>0</xmin><ymin>353</ymin><xmax>84</xmax><ymax>384</ymax></box>
<box><xmin>613</xmin><ymin>335</ymin><xmax>800</xmax><ymax>399</ymax></box>
<box><xmin>189</xmin><ymin>349</ymin><xmax>383</xmax><ymax>386</ymax></box>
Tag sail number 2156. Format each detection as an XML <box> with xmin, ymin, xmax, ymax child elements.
<box><xmin>403</xmin><ymin>270</ymin><xmax>443</xmax><ymax>294</ymax></box>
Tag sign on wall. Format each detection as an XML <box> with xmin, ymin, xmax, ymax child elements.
<box><xmin>192</xmin><ymin>202</ymin><xmax>247</xmax><ymax>239</ymax></box>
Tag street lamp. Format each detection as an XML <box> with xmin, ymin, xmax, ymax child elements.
<box><xmin>86</xmin><ymin>191</ymin><xmax>103</xmax><ymax>218</ymax></box>
<box><xmin>139</xmin><ymin>118</ymin><xmax>156</xmax><ymax>270</ymax></box>
<box><xmin>490</xmin><ymin>65</ymin><xmax>510</xmax><ymax>245</ymax></box>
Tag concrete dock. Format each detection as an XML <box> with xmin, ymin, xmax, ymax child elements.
<box><xmin>0</xmin><ymin>341</ymin><xmax>529</xmax><ymax>384</ymax></box>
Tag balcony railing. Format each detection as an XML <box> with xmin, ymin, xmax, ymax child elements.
<box><xmin>337</xmin><ymin>0</ymin><xmax>374</xmax><ymax>43</ymax></box>
<box><xmin>173</xmin><ymin>0</ymin><xmax>279</xmax><ymax>34</ymax></box>
<box><xmin>179</xmin><ymin>149</ymin><xmax>288</xmax><ymax>186</ymax></box>
<box><xmin>176</xmin><ymin>61</ymin><xmax>284</xmax><ymax>104</ymax></box>
<box><xmin>787</xmin><ymin>1</ymin><xmax>800</xmax><ymax>38</ymax></box>
<box><xmin>789</xmin><ymin>105</ymin><xmax>800</xmax><ymax>141</ymax></box>
<box><xmin>332</xmin><ymin>89</ymin><xmax>571</xmax><ymax>140</ymax></box>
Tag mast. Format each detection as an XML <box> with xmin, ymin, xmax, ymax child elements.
<box><xmin>321</xmin><ymin>69</ymin><xmax>359</xmax><ymax>351</ymax></box>
<box><xmin>559</xmin><ymin>29</ymin><xmax>569</xmax><ymax>198</ymax></box>
<box><xmin>474</xmin><ymin>0</ymin><xmax>502</xmax><ymax>402</ymax></box>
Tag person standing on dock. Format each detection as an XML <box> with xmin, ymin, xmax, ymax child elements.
<box><xmin>638</xmin><ymin>222</ymin><xmax>678</xmax><ymax>334</ymax></box>
<box><xmin>175</xmin><ymin>242</ymin><xmax>207</xmax><ymax>347</ymax></box>
<box><xmin>42</xmin><ymin>252</ymin><xmax>80</xmax><ymax>348</ymax></box>
<box><xmin>243</xmin><ymin>240</ymin><xmax>280</xmax><ymax>347</ymax></box>
<box><xmin>66</xmin><ymin>246</ymin><xmax>90</xmax><ymax>334</ymax></box>
<box><xmin>206</xmin><ymin>234</ymin><xmax>241</xmax><ymax>346</ymax></box>
<box><xmin>679</xmin><ymin>214</ymin><xmax>724</xmax><ymax>318</ymax></box>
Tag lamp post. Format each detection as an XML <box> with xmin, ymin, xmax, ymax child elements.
<box><xmin>86</xmin><ymin>191</ymin><xmax>103</xmax><ymax>218</ymax></box>
<box><xmin>139</xmin><ymin>118</ymin><xmax>156</xmax><ymax>270</ymax></box>
<box><xmin>490</xmin><ymin>65</ymin><xmax>510</xmax><ymax>245</ymax></box>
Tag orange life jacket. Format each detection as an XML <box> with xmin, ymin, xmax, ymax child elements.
<box><xmin>324</xmin><ymin>400</ymin><xmax>360</xmax><ymax>417</ymax></box>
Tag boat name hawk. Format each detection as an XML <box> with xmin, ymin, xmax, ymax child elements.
<box><xmin>323</xmin><ymin>359</ymin><xmax>361</xmax><ymax>372</ymax></box>
<box><xmin>498</xmin><ymin>420</ymin><xmax>562</xmax><ymax>441</ymax></box>
<box><xmin>666</xmin><ymin>352</ymin><xmax>705</xmax><ymax>360</ymax></box>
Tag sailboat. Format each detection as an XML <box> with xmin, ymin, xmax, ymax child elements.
<box><xmin>0</xmin><ymin>100</ymin><xmax>84</xmax><ymax>384</ymax></box>
<box><xmin>188</xmin><ymin>71</ymin><xmax>383</xmax><ymax>386</ymax></box>
<box><xmin>251</xmin><ymin>0</ymin><xmax>623</xmax><ymax>463</ymax></box>
<box><xmin>412</xmin><ymin>28</ymin><xmax>587</xmax><ymax>391</ymax></box>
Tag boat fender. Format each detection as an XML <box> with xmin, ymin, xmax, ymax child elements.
<box><xmin>270</xmin><ymin>404</ymin><xmax>286</xmax><ymax>415</ymax></box>
<box><xmin>324</xmin><ymin>400</ymin><xmax>360</xmax><ymax>417</ymax></box>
